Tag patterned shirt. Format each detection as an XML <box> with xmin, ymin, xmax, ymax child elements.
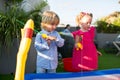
<box><xmin>34</xmin><ymin>29</ymin><xmax>64</xmax><ymax>69</ymax></box>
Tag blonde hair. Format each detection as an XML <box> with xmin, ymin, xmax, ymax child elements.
<box><xmin>41</xmin><ymin>11</ymin><xmax>60</xmax><ymax>29</ymax></box>
<box><xmin>76</xmin><ymin>12</ymin><xmax>93</xmax><ymax>25</ymax></box>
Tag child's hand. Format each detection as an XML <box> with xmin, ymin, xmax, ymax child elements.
<box><xmin>47</xmin><ymin>40</ymin><xmax>51</xmax><ymax>46</ymax></box>
<box><xmin>46</xmin><ymin>36</ymin><xmax>56</xmax><ymax>46</ymax></box>
<box><xmin>47</xmin><ymin>36</ymin><xmax>56</xmax><ymax>41</ymax></box>
<box><xmin>41</xmin><ymin>34</ymin><xmax>56</xmax><ymax>41</ymax></box>
<box><xmin>75</xmin><ymin>35</ymin><xmax>83</xmax><ymax>50</ymax></box>
<box><xmin>75</xmin><ymin>35</ymin><xmax>80</xmax><ymax>42</ymax></box>
<box><xmin>97</xmin><ymin>51</ymin><xmax>102</xmax><ymax>56</ymax></box>
<box><xmin>75</xmin><ymin>42</ymin><xmax>83</xmax><ymax>50</ymax></box>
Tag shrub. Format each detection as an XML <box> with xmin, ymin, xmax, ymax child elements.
<box><xmin>95</xmin><ymin>11</ymin><xmax>120</xmax><ymax>33</ymax></box>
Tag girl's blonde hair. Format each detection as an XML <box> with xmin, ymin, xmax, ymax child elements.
<box><xmin>76</xmin><ymin>12</ymin><xmax>93</xmax><ymax>25</ymax></box>
<box><xmin>41</xmin><ymin>11</ymin><xmax>60</xmax><ymax>29</ymax></box>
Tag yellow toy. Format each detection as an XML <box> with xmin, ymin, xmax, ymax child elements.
<box><xmin>75</xmin><ymin>35</ymin><xmax>83</xmax><ymax>50</ymax></box>
<box><xmin>14</xmin><ymin>19</ymin><xmax>34</xmax><ymax>80</ymax></box>
<box><xmin>76</xmin><ymin>42</ymin><xmax>83</xmax><ymax>50</ymax></box>
<box><xmin>41</xmin><ymin>34</ymin><xmax>48</xmax><ymax>39</ymax></box>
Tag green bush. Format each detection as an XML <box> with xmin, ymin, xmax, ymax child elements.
<box><xmin>96</xmin><ymin>21</ymin><xmax>120</xmax><ymax>33</ymax></box>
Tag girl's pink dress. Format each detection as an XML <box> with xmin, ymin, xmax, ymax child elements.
<box><xmin>72</xmin><ymin>27</ymin><xmax>98</xmax><ymax>71</ymax></box>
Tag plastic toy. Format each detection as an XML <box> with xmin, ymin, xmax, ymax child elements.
<box><xmin>14</xmin><ymin>19</ymin><xmax>34</xmax><ymax>80</ymax></box>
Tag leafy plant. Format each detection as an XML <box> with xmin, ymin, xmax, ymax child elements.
<box><xmin>0</xmin><ymin>0</ymin><xmax>48</xmax><ymax>53</ymax></box>
<box><xmin>0</xmin><ymin>3</ymin><xmax>27</xmax><ymax>48</ymax></box>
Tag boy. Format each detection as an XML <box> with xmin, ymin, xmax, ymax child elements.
<box><xmin>34</xmin><ymin>11</ymin><xmax>64</xmax><ymax>73</ymax></box>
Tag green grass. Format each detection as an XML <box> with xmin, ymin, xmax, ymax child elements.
<box><xmin>57</xmin><ymin>60</ymin><xmax>65</xmax><ymax>72</ymax></box>
<box><xmin>0</xmin><ymin>49</ymin><xmax>120</xmax><ymax>80</ymax></box>
<box><xmin>98</xmin><ymin>49</ymin><xmax>120</xmax><ymax>70</ymax></box>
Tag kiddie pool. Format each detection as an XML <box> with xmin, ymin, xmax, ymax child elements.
<box><xmin>25</xmin><ymin>68</ymin><xmax>120</xmax><ymax>80</ymax></box>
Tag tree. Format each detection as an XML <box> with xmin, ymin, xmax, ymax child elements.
<box><xmin>95</xmin><ymin>11</ymin><xmax>120</xmax><ymax>33</ymax></box>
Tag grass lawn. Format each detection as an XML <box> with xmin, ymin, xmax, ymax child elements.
<box><xmin>98</xmin><ymin>49</ymin><xmax>120</xmax><ymax>70</ymax></box>
<box><xmin>0</xmin><ymin>49</ymin><xmax>120</xmax><ymax>80</ymax></box>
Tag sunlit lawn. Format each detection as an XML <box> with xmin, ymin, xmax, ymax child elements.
<box><xmin>98</xmin><ymin>49</ymin><xmax>120</xmax><ymax>70</ymax></box>
<box><xmin>0</xmin><ymin>49</ymin><xmax>120</xmax><ymax>80</ymax></box>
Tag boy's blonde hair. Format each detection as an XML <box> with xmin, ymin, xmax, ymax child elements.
<box><xmin>76</xmin><ymin>12</ymin><xmax>93</xmax><ymax>25</ymax></box>
<box><xmin>41</xmin><ymin>11</ymin><xmax>60</xmax><ymax>29</ymax></box>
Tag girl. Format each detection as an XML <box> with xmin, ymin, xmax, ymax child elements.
<box><xmin>34</xmin><ymin>11</ymin><xmax>64</xmax><ymax>73</ymax></box>
<box><xmin>72</xmin><ymin>12</ymin><xmax>102</xmax><ymax>71</ymax></box>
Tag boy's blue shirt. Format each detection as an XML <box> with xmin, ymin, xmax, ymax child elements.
<box><xmin>34</xmin><ymin>29</ymin><xmax>64</xmax><ymax>69</ymax></box>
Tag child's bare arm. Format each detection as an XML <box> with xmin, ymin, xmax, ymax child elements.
<box><xmin>97</xmin><ymin>50</ymin><xmax>102</xmax><ymax>56</ymax></box>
